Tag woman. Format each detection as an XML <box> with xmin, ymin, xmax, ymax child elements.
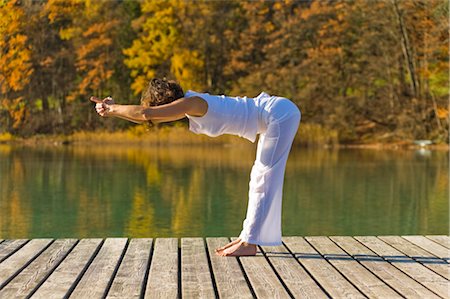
<box><xmin>91</xmin><ymin>78</ymin><xmax>301</xmax><ymax>256</ymax></box>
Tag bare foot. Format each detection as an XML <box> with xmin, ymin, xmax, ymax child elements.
<box><xmin>220</xmin><ymin>241</ymin><xmax>257</xmax><ymax>257</ymax></box>
<box><xmin>215</xmin><ymin>239</ymin><xmax>241</xmax><ymax>255</ymax></box>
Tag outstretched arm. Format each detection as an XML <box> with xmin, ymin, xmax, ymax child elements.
<box><xmin>91</xmin><ymin>97</ymin><xmax>146</xmax><ymax>123</ymax></box>
<box><xmin>90</xmin><ymin>96</ymin><xmax>206</xmax><ymax>124</ymax></box>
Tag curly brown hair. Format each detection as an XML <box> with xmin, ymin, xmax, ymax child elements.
<box><xmin>141</xmin><ymin>78</ymin><xmax>184</xmax><ymax>107</ymax></box>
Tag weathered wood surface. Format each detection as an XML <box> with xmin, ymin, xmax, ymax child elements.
<box><xmin>0</xmin><ymin>235</ymin><xmax>448</xmax><ymax>299</ymax></box>
<box><xmin>0</xmin><ymin>239</ymin><xmax>52</xmax><ymax>289</ymax></box>
<box><xmin>306</xmin><ymin>236</ymin><xmax>401</xmax><ymax>298</ymax></box>
<box><xmin>106</xmin><ymin>238</ymin><xmax>152</xmax><ymax>299</ymax></box>
<box><xmin>0</xmin><ymin>240</ymin><xmax>28</xmax><ymax>263</ymax></box>
<box><xmin>283</xmin><ymin>236</ymin><xmax>365</xmax><ymax>298</ymax></box>
<box><xmin>181</xmin><ymin>238</ymin><xmax>216</xmax><ymax>298</ymax></box>
<box><xmin>144</xmin><ymin>238</ymin><xmax>178</xmax><ymax>299</ymax></box>
<box><xmin>31</xmin><ymin>238</ymin><xmax>103</xmax><ymax>299</ymax></box>
<box><xmin>331</xmin><ymin>236</ymin><xmax>440</xmax><ymax>298</ymax></box>
<box><xmin>69</xmin><ymin>238</ymin><xmax>128</xmax><ymax>299</ymax></box>
<box><xmin>206</xmin><ymin>237</ymin><xmax>253</xmax><ymax>299</ymax></box>
<box><xmin>379</xmin><ymin>235</ymin><xmax>450</xmax><ymax>280</ymax></box>
<box><xmin>403</xmin><ymin>235</ymin><xmax>450</xmax><ymax>262</ymax></box>
<box><xmin>356</xmin><ymin>236</ymin><xmax>449</xmax><ymax>298</ymax></box>
<box><xmin>0</xmin><ymin>239</ymin><xmax>76</xmax><ymax>298</ymax></box>
<box><xmin>229</xmin><ymin>237</ymin><xmax>290</xmax><ymax>299</ymax></box>
<box><xmin>260</xmin><ymin>242</ymin><xmax>327</xmax><ymax>298</ymax></box>
<box><xmin>426</xmin><ymin>235</ymin><xmax>450</xmax><ymax>249</ymax></box>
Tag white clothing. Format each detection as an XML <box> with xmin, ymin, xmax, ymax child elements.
<box><xmin>185</xmin><ymin>90</ymin><xmax>301</xmax><ymax>246</ymax></box>
<box><xmin>185</xmin><ymin>90</ymin><xmax>260</xmax><ymax>142</ymax></box>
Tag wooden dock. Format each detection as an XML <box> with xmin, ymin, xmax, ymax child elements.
<box><xmin>0</xmin><ymin>235</ymin><xmax>448</xmax><ymax>298</ymax></box>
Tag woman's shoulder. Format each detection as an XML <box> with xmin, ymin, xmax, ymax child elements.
<box><xmin>185</xmin><ymin>90</ymin><xmax>208</xmax><ymax>98</ymax></box>
<box><xmin>182</xmin><ymin>92</ymin><xmax>208</xmax><ymax>117</ymax></box>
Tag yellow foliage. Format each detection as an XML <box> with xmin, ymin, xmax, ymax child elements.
<box><xmin>46</xmin><ymin>0</ymin><xmax>83</xmax><ymax>24</ymax></box>
<box><xmin>1</xmin><ymin>97</ymin><xmax>28</xmax><ymax>129</ymax></box>
<box><xmin>59</xmin><ymin>27</ymin><xmax>80</xmax><ymax>40</ymax></box>
<box><xmin>124</xmin><ymin>0</ymin><xmax>202</xmax><ymax>94</ymax></box>
<box><xmin>170</xmin><ymin>49</ymin><xmax>204</xmax><ymax>91</ymax></box>
<box><xmin>0</xmin><ymin>1</ymin><xmax>33</xmax><ymax>94</ymax></box>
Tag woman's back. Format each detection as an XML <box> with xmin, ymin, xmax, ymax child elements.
<box><xmin>185</xmin><ymin>90</ymin><xmax>270</xmax><ymax>143</ymax></box>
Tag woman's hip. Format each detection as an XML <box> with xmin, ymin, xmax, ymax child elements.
<box><xmin>263</xmin><ymin>97</ymin><xmax>301</xmax><ymax>124</ymax></box>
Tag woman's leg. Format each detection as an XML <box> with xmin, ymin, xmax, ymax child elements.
<box><xmin>220</xmin><ymin>99</ymin><xmax>301</xmax><ymax>256</ymax></box>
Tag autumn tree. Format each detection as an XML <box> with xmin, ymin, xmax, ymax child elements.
<box><xmin>0</xmin><ymin>0</ymin><xmax>447</xmax><ymax>143</ymax></box>
<box><xmin>43</xmin><ymin>0</ymin><xmax>137</xmax><ymax>130</ymax></box>
<box><xmin>0</xmin><ymin>0</ymin><xmax>33</xmax><ymax>132</ymax></box>
<box><xmin>124</xmin><ymin>0</ymin><xmax>241</xmax><ymax>95</ymax></box>
<box><xmin>124</xmin><ymin>0</ymin><xmax>201</xmax><ymax>95</ymax></box>
<box><xmin>46</xmin><ymin>0</ymin><xmax>131</xmax><ymax>100</ymax></box>
<box><xmin>229</xmin><ymin>0</ymin><xmax>448</xmax><ymax>142</ymax></box>
<box><xmin>226</xmin><ymin>0</ymin><xmax>280</xmax><ymax>96</ymax></box>
<box><xmin>391</xmin><ymin>0</ymin><xmax>449</xmax><ymax>140</ymax></box>
<box><xmin>180</xmin><ymin>0</ymin><xmax>242</xmax><ymax>93</ymax></box>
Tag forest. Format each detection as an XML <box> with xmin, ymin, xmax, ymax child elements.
<box><xmin>0</xmin><ymin>0</ymin><xmax>448</xmax><ymax>145</ymax></box>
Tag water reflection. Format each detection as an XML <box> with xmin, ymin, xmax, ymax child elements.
<box><xmin>0</xmin><ymin>144</ymin><xmax>448</xmax><ymax>238</ymax></box>
<box><xmin>284</xmin><ymin>149</ymin><xmax>449</xmax><ymax>236</ymax></box>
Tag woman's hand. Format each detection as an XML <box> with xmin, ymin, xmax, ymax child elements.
<box><xmin>90</xmin><ymin>96</ymin><xmax>115</xmax><ymax>117</ymax></box>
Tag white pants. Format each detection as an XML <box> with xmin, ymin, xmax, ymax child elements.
<box><xmin>239</xmin><ymin>97</ymin><xmax>301</xmax><ymax>246</ymax></box>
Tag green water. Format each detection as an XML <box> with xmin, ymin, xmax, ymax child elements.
<box><xmin>0</xmin><ymin>144</ymin><xmax>448</xmax><ymax>239</ymax></box>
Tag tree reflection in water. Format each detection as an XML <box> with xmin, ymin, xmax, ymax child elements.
<box><xmin>0</xmin><ymin>145</ymin><xmax>448</xmax><ymax>238</ymax></box>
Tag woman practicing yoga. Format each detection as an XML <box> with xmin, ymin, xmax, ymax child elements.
<box><xmin>91</xmin><ymin>78</ymin><xmax>301</xmax><ymax>256</ymax></box>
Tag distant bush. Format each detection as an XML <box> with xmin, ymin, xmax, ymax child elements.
<box><xmin>295</xmin><ymin>123</ymin><xmax>339</xmax><ymax>147</ymax></box>
<box><xmin>69</xmin><ymin>122</ymin><xmax>338</xmax><ymax>147</ymax></box>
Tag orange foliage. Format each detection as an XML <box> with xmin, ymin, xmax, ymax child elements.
<box><xmin>0</xmin><ymin>0</ymin><xmax>447</xmax><ymax>142</ymax></box>
<box><xmin>0</xmin><ymin>2</ymin><xmax>33</xmax><ymax>94</ymax></box>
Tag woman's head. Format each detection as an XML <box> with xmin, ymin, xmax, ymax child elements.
<box><xmin>141</xmin><ymin>78</ymin><xmax>184</xmax><ymax>107</ymax></box>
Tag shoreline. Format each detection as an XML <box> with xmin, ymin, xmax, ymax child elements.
<box><xmin>336</xmin><ymin>142</ymin><xmax>449</xmax><ymax>151</ymax></box>
<box><xmin>1</xmin><ymin>133</ymin><xmax>448</xmax><ymax>151</ymax></box>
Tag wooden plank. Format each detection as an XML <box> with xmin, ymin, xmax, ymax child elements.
<box><xmin>0</xmin><ymin>239</ymin><xmax>76</xmax><ymax>298</ymax></box>
<box><xmin>331</xmin><ymin>236</ymin><xmax>440</xmax><ymax>298</ymax></box>
<box><xmin>31</xmin><ymin>238</ymin><xmax>102</xmax><ymax>299</ymax></box>
<box><xmin>306</xmin><ymin>236</ymin><xmax>401</xmax><ymax>298</ymax></box>
<box><xmin>260</xmin><ymin>243</ymin><xmax>328</xmax><ymax>298</ymax></box>
<box><xmin>403</xmin><ymin>235</ymin><xmax>450</xmax><ymax>261</ymax></box>
<box><xmin>379</xmin><ymin>236</ymin><xmax>450</xmax><ymax>280</ymax></box>
<box><xmin>0</xmin><ymin>235</ymin><xmax>445</xmax><ymax>299</ymax></box>
<box><xmin>225</xmin><ymin>237</ymin><xmax>288</xmax><ymax>299</ymax></box>
<box><xmin>69</xmin><ymin>238</ymin><xmax>128</xmax><ymax>299</ymax></box>
<box><xmin>144</xmin><ymin>238</ymin><xmax>178</xmax><ymax>298</ymax></box>
<box><xmin>426</xmin><ymin>235</ymin><xmax>450</xmax><ymax>249</ymax></box>
<box><xmin>0</xmin><ymin>239</ymin><xmax>28</xmax><ymax>263</ymax></box>
<box><xmin>181</xmin><ymin>238</ymin><xmax>215</xmax><ymax>299</ymax></box>
<box><xmin>283</xmin><ymin>236</ymin><xmax>366</xmax><ymax>298</ymax></box>
<box><xmin>106</xmin><ymin>238</ymin><xmax>152</xmax><ymax>299</ymax></box>
<box><xmin>0</xmin><ymin>239</ymin><xmax>52</xmax><ymax>288</ymax></box>
<box><xmin>356</xmin><ymin>236</ymin><xmax>448</xmax><ymax>298</ymax></box>
<box><xmin>205</xmin><ymin>238</ymin><xmax>253</xmax><ymax>299</ymax></box>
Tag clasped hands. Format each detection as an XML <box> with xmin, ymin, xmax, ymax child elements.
<box><xmin>90</xmin><ymin>96</ymin><xmax>114</xmax><ymax>117</ymax></box>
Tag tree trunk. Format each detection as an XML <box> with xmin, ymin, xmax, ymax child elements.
<box><xmin>392</xmin><ymin>0</ymin><xmax>418</xmax><ymax>98</ymax></box>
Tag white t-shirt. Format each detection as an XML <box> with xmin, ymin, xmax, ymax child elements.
<box><xmin>184</xmin><ymin>90</ymin><xmax>269</xmax><ymax>143</ymax></box>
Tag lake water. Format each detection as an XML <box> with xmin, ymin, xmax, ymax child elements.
<box><xmin>0</xmin><ymin>144</ymin><xmax>448</xmax><ymax>239</ymax></box>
